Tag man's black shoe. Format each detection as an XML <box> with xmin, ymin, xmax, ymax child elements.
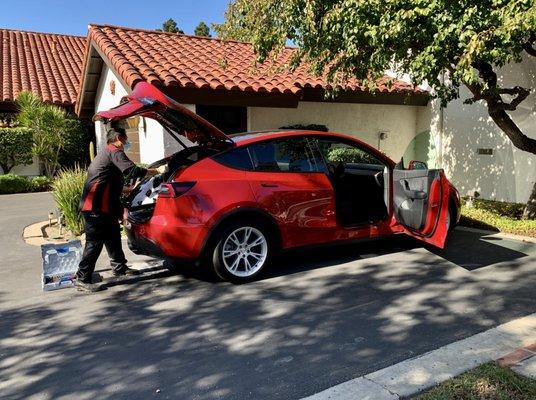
<box><xmin>112</xmin><ymin>267</ymin><xmax>141</xmax><ymax>277</ymax></box>
<box><xmin>75</xmin><ymin>279</ymin><xmax>104</xmax><ymax>292</ymax></box>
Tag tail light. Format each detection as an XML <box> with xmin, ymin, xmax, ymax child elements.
<box><xmin>158</xmin><ymin>181</ymin><xmax>196</xmax><ymax>198</ymax></box>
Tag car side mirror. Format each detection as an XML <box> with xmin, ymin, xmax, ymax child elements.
<box><xmin>408</xmin><ymin>160</ymin><xmax>427</xmax><ymax>170</ymax></box>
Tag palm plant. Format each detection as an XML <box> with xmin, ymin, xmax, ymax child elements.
<box><xmin>16</xmin><ymin>92</ymin><xmax>68</xmax><ymax>177</ymax></box>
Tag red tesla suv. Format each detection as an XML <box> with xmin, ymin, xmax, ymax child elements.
<box><xmin>95</xmin><ymin>82</ymin><xmax>461</xmax><ymax>283</ymax></box>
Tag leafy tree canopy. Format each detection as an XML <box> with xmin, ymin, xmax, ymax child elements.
<box><xmin>194</xmin><ymin>21</ymin><xmax>211</xmax><ymax>37</ymax></box>
<box><xmin>160</xmin><ymin>18</ymin><xmax>184</xmax><ymax>34</ymax></box>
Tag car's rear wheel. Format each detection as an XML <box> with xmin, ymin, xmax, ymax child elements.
<box><xmin>211</xmin><ymin>222</ymin><xmax>271</xmax><ymax>283</ymax></box>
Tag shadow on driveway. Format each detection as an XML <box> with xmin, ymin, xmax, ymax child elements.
<box><xmin>1</xmin><ymin>229</ymin><xmax>535</xmax><ymax>400</ymax></box>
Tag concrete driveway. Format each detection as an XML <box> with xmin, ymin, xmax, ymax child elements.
<box><xmin>1</xmin><ymin>192</ymin><xmax>535</xmax><ymax>400</ymax></box>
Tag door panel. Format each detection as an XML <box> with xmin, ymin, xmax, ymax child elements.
<box><xmin>392</xmin><ymin>169</ymin><xmax>450</xmax><ymax>248</ymax></box>
<box><xmin>247</xmin><ymin>171</ymin><xmax>336</xmax><ymax>248</ymax></box>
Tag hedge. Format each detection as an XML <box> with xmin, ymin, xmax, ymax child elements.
<box><xmin>0</xmin><ymin>174</ymin><xmax>53</xmax><ymax>194</ymax></box>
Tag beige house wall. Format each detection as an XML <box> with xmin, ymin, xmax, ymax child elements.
<box><xmin>248</xmin><ymin>101</ymin><xmax>424</xmax><ymax>162</ymax></box>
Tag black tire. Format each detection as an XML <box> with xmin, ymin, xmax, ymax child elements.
<box><xmin>210</xmin><ymin>219</ymin><xmax>272</xmax><ymax>284</ymax></box>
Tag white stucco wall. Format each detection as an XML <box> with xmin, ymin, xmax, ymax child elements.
<box><xmin>138</xmin><ymin>117</ymin><xmax>164</xmax><ymax>164</ymax></box>
<box><xmin>94</xmin><ymin>65</ymin><xmax>130</xmax><ymax>151</ymax></box>
<box><xmin>434</xmin><ymin>57</ymin><xmax>536</xmax><ymax>203</ymax></box>
<box><xmin>93</xmin><ymin>65</ymin><xmax>198</xmax><ymax>164</ymax></box>
<box><xmin>5</xmin><ymin>156</ymin><xmax>40</xmax><ymax>176</ymax></box>
<box><xmin>248</xmin><ymin>101</ymin><xmax>424</xmax><ymax>161</ymax></box>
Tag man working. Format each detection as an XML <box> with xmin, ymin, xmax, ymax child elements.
<box><xmin>75</xmin><ymin>125</ymin><xmax>153</xmax><ymax>292</ymax></box>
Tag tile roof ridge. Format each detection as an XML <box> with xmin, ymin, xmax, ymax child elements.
<box><xmin>0</xmin><ymin>27</ymin><xmax>85</xmax><ymax>39</ymax></box>
<box><xmin>87</xmin><ymin>23</ymin><xmax>296</xmax><ymax>48</ymax></box>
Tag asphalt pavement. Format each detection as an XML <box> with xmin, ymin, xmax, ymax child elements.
<box><xmin>1</xmin><ymin>192</ymin><xmax>535</xmax><ymax>400</ymax></box>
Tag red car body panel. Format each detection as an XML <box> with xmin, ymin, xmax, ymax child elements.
<box><xmin>130</xmin><ymin>158</ymin><xmax>259</xmax><ymax>259</ymax></box>
<box><xmin>107</xmin><ymin>83</ymin><xmax>456</xmax><ymax>264</ymax></box>
<box><xmin>246</xmin><ymin>170</ymin><xmax>337</xmax><ymax>247</ymax></box>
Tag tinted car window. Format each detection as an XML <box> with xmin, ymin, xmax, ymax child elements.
<box><xmin>249</xmin><ymin>138</ymin><xmax>319</xmax><ymax>172</ymax></box>
<box><xmin>212</xmin><ymin>147</ymin><xmax>253</xmax><ymax>170</ymax></box>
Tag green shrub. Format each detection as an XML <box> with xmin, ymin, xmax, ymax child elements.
<box><xmin>0</xmin><ymin>127</ymin><xmax>34</xmax><ymax>173</ymax></box>
<box><xmin>327</xmin><ymin>147</ymin><xmax>378</xmax><ymax>164</ymax></box>
<box><xmin>52</xmin><ymin>166</ymin><xmax>86</xmax><ymax>236</ymax></box>
<box><xmin>461</xmin><ymin>198</ymin><xmax>536</xmax><ymax>237</ymax></box>
<box><xmin>30</xmin><ymin>176</ymin><xmax>53</xmax><ymax>192</ymax></box>
<box><xmin>467</xmin><ymin>198</ymin><xmax>526</xmax><ymax>219</ymax></box>
<box><xmin>0</xmin><ymin>174</ymin><xmax>31</xmax><ymax>194</ymax></box>
<box><xmin>58</xmin><ymin>119</ymin><xmax>89</xmax><ymax>169</ymax></box>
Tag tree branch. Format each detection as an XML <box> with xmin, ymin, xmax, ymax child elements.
<box><xmin>455</xmin><ymin>62</ymin><xmax>536</xmax><ymax>155</ymax></box>
<box><xmin>467</xmin><ymin>62</ymin><xmax>531</xmax><ymax>112</ymax></box>
<box><xmin>493</xmin><ymin>86</ymin><xmax>530</xmax><ymax>111</ymax></box>
<box><xmin>488</xmin><ymin>110</ymin><xmax>536</xmax><ymax>154</ymax></box>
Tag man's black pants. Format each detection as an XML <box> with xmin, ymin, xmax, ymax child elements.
<box><xmin>76</xmin><ymin>212</ymin><xmax>127</xmax><ymax>283</ymax></box>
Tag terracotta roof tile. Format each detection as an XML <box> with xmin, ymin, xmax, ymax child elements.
<box><xmin>85</xmin><ymin>25</ymin><xmax>422</xmax><ymax>97</ymax></box>
<box><xmin>0</xmin><ymin>28</ymin><xmax>85</xmax><ymax>105</ymax></box>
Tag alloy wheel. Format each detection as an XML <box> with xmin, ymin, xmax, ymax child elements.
<box><xmin>221</xmin><ymin>226</ymin><xmax>268</xmax><ymax>277</ymax></box>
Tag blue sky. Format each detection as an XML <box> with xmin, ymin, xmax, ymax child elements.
<box><xmin>0</xmin><ymin>0</ymin><xmax>230</xmax><ymax>36</ymax></box>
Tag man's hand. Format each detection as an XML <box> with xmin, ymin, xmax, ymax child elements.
<box><xmin>122</xmin><ymin>179</ymin><xmax>140</xmax><ymax>195</ymax></box>
<box><xmin>146</xmin><ymin>166</ymin><xmax>164</xmax><ymax>177</ymax></box>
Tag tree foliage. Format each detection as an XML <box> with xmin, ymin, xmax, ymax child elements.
<box><xmin>58</xmin><ymin>119</ymin><xmax>89</xmax><ymax>169</ymax></box>
<box><xmin>0</xmin><ymin>127</ymin><xmax>34</xmax><ymax>173</ymax></box>
<box><xmin>213</xmin><ymin>5</ymin><xmax>255</xmax><ymax>42</ymax></box>
<box><xmin>219</xmin><ymin>0</ymin><xmax>536</xmax><ymax>218</ymax></box>
<box><xmin>194</xmin><ymin>21</ymin><xmax>211</xmax><ymax>37</ymax></box>
<box><xmin>159</xmin><ymin>18</ymin><xmax>184</xmax><ymax>34</ymax></box>
<box><xmin>16</xmin><ymin>92</ymin><xmax>86</xmax><ymax>177</ymax></box>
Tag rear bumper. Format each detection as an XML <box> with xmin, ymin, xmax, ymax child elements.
<box><xmin>125</xmin><ymin>225</ymin><xmax>167</xmax><ymax>258</ymax></box>
<box><xmin>124</xmin><ymin>214</ymin><xmax>207</xmax><ymax>260</ymax></box>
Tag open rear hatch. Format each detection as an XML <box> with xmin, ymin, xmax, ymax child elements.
<box><xmin>94</xmin><ymin>82</ymin><xmax>234</xmax><ymax>222</ymax></box>
<box><xmin>94</xmin><ymin>82</ymin><xmax>234</xmax><ymax>150</ymax></box>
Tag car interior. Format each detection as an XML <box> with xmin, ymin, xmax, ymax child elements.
<box><xmin>312</xmin><ymin>138</ymin><xmax>389</xmax><ymax>227</ymax></box>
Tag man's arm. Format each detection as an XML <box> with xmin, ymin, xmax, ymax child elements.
<box><xmin>110</xmin><ymin>150</ymin><xmax>147</xmax><ymax>181</ymax></box>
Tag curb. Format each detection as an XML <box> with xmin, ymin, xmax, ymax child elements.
<box><xmin>22</xmin><ymin>219</ymin><xmax>80</xmax><ymax>246</ymax></box>
<box><xmin>303</xmin><ymin>313</ymin><xmax>536</xmax><ymax>399</ymax></box>
<box><xmin>0</xmin><ymin>190</ymin><xmax>53</xmax><ymax>197</ymax></box>
<box><xmin>456</xmin><ymin>225</ymin><xmax>536</xmax><ymax>244</ymax></box>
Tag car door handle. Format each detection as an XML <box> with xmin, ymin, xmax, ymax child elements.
<box><xmin>402</xmin><ymin>180</ymin><xmax>427</xmax><ymax>199</ymax></box>
<box><xmin>261</xmin><ymin>183</ymin><xmax>279</xmax><ymax>188</ymax></box>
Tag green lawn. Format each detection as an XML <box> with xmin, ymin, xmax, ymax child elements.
<box><xmin>414</xmin><ymin>362</ymin><xmax>536</xmax><ymax>400</ymax></box>
<box><xmin>460</xmin><ymin>199</ymin><xmax>536</xmax><ymax>238</ymax></box>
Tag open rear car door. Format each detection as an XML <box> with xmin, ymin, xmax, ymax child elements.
<box><xmin>392</xmin><ymin>167</ymin><xmax>450</xmax><ymax>248</ymax></box>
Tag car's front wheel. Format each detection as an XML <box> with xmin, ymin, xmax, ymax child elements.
<box><xmin>211</xmin><ymin>222</ymin><xmax>271</xmax><ymax>283</ymax></box>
